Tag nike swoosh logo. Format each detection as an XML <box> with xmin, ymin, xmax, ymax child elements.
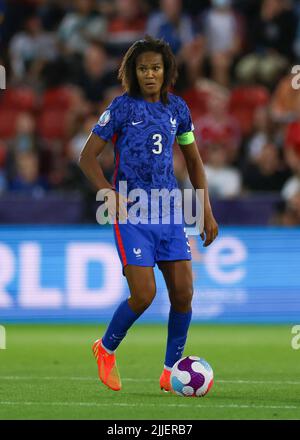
<box><xmin>132</xmin><ymin>121</ymin><xmax>143</xmax><ymax>125</ymax></box>
<box><xmin>112</xmin><ymin>334</ymin><xmax>123</xmax><ymax>340</ymax></box>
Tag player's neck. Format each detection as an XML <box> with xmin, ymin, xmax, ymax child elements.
<box><xmin>142</xmin><ymin>92</ymin><xmax>161</xmax><ymax>103</ymax></box>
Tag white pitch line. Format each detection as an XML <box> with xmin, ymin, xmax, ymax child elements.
<box><xmin>1</xmin><ymin>376</ymin><xmax>300</xmax><ymax>385</ymax></box>
<box><xmin>0</xmin><ymin>376</ymin><xmax>98</xmax><ymax>381</ymax></box>
<box><xmin>218</xmin><ymin>379</ymin><xmax>300</xmax><ymax>385</ymax></box>
<box><xmin>0</xmin><ymin>401</ymin><xmax>298</xmax><ymax>410</ymax></box>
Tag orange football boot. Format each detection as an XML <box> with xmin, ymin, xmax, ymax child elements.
<box><xmin>92</xmin><ymin>339</ymin><xmax>122</xmax><ymax>391</ymax></box>
<box><xmin>159</xmin><ymin>368</ymin><xmax>172</xmax><ymax>392</ymax></box>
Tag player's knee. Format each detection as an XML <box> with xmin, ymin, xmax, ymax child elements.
<box><xmin>130</xmin><ymin>295</ymin><xmax>155</xmax><ymax>313</ymax></box>
<box><xmin>129</xmin><ymin>284</ymin><xmax>156</xmax><ymax>313</ymax></box>
<box><xmin>170</xmin><ymin>286</ymin><xmax>193</xmax><ymax>312</ymax></box>
<box><xmin>138</xmin><ymin>294</ymin><xmax>155</xmax><ymax>311</ymax></box>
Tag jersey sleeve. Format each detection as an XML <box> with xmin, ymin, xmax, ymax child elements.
<box><xmin>92</xmin><ymin>96</ymin><xmax>125</xmax><ymax>141</ymax></box>
<box><xmin>176</xmin><ymin>97</ymin><xmax>194</xmax><ymax>137</ymax></box>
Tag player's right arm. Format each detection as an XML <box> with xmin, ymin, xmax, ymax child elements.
<box><xmin>79</xmin><ymin>96</ymin><xmax>123</xmax><ymax>192</ymax></box>
<box><xmin>79</xmin><ymin>133</ymin><xmax>128</xmax><ymax>222</ymax></box>
<box><xmin>78</xmin><ymin>132</ymin><xmax>112</xmax><ymax>192</ymax></box>
<box><xmin>79</xmin><ymin>96</ymin><xmax>131</xmax><ymax>221</ymax></box>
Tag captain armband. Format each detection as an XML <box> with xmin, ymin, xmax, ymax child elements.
<box><xmin>176</xmin><ymin>131</ymin><xmax>195</xmax><ymax>146</ymax></box>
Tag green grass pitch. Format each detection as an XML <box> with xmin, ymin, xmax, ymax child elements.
<box><xmin>0</xmin><ymin>324</ymin><xmax>299</xmax><ymax>420</ymax></box>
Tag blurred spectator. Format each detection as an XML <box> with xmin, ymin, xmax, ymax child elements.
<box><xmin>9</xmin><ymin>14</ymin><xmax>58</xmax><ymax>82</ymax></box>
<box><xmin>40</xmin><ymin>56</ymin><xmax>72</xmax><ymax>88</ymax></box>
<box><xmin>242</xmin><ymin>141</ymin><xmax>290</xmax><ymax>192</ymax></box>
<box><xmin>38</xmin><ymin>0</ymin><xmax>67</xmax><ymax>32</ymax></box>
<box><xmin>274</xmin><ymin>190</ymin><xmax>300</xmax><ymax>226</ymax></box>
<box><xmin>97</xmin><ymin>0</ymin><xmax>116</xmax><ymax>19</ymax></box>
<box><xmin>146</xmin><ymin>0</ymin><xmax>194</xmax><ymax>55</ymax></box>
<box><xmin>146</xmin><ymin>0</ymin><xmax>205</xmax><ymax>85</ymax></box>
<box><xmin>68</xmin><ymin>114</ymin><xmax>98</xmax><ymax>163</ymax></box>
<box><xmin>204</xmin><ymin>143</ymin><xmax>242</xmax><ymax>198</ymax></box>
<box><xmin>282</xmin><ymin>191</ymin><xmax>300</xmax><ymax>225</ymax></box>
<box><xmin>94</xmin><ymin>85</ymin><xmax>126</xmax><ymax>120</ymax></box>
<box><xmin>71</xmin><ymin>43</ymin><xmax>118</xmax><ymax>106</ymax></box>
<box><xmin>245</xmin><ymin>106</ymin><xmax>274</xmax><ymax>161</ymax></box>
<box><xmin>282</xmin><ymin>121</ymin><xmax>300</xmax><ymax>200</ymax></box>
<box><xmin>5</xmin><ymin>111</ymin><xmax>53</xmax><ymax>181</ymax></box>
<box><xmin>57</xmin><ymin>0</ymin><xmax>106</xmax><ymax>55</ymax></box>
<box><xmin>8</xmin><ymin>150</ymin><xmax>49</xmax><ymax>195</ymax></box>
<box><xmin>182</xmin><ymin>0</ymin><xmax>211</xmax><ymax>16</ymax></box>
<box><xmin>199</xmin><ymin>0</ymin><xmax>244</xmax><ymax>87</ymax></box>
<box><xmin>236</xmin><ymin>0</ymin><xmax>298</xmax><ymax>87</ymax></box>
<box><xmin>270</xmin><ymin>72</ymin><xmax>300</xmax><ymax>123</ymax></box>
<box><xmin>1</xmin><ymin>0</ymin><xmax>39</xmax><ymax>45</ymax></box>
<box><xmin>193</xmin><ymin>86</ymin><xmax>241</xmax><ymax>163</ymax></box>
<box><xmin>13</xmin><ymin>112</ymin><xmax>38</xmax><ymax>152</ymax></box>
<box><xmin>106</xmin><ymin>0</ymin><xmax>146</xmax><ymax>56</ymax></box>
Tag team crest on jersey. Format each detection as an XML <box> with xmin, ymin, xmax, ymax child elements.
<box><xmin>98</xmin><ymin>110</ymin><xmax>111</xmax><ymax>126</ymax></box>
<box><xmin>133</xmin><ymin>248</ymin><xmax>142</xmax><ymax>258</ymax></box>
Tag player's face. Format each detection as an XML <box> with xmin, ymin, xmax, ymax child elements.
<box><xmin>136</xmin><ymin>52</ymin><xmax>164</xmax><ymax>102</ymax></box>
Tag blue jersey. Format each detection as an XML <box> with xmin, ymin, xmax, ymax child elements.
<box><xmin>92</xmin><ymin>93</ymin><xmax>193</xmax><ymax>219</ymax></box>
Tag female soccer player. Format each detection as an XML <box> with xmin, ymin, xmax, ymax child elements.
<box><xmin>79</xmin><ymin>36</ymin><xmax>218</xmax><ymax>392</ymax></box>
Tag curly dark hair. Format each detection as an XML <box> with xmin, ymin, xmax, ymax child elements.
<box><xmin>118</xmin><ymin>35</ymin><xmax>178</xmax><ymax>105</ymax></box>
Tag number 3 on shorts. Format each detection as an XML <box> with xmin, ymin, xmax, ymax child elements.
<box><xmin>152</xmin><ymin>134</ymin><xmax>162</xmax><ymax>154</ymax></box>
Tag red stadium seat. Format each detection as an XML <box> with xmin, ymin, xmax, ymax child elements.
<box><xmin>0</xmin><ymin>109</ymin><xmax>20</xmax><ymax>139</ymax></box>
<box><xmin>229</xmin><ymin>86</ymin><xmax>270</xmax><ymax>135</ymax></box>
<box><xmin>0</xmin><ymin>141</ymin><xmax>7</xmax><ymax>166</ymax></box>
<box><xmin>41</xmin><ymin>87</ymin><xmax>75</xmax><ymax>111</ymax></box>
<box><xmin>37</xmin><ymin>109</ymin><xmax>69</xmax><ymax>140</ymax></box>
<box><xmin>181</xmin><ymin>88</ymin><xmax>209</xmax><ymax>117</ymax></box>
<box><xmin>0</xmin><ymin>87</ymin><xmax>38</xmax><ymax>112</ymax></box>
<box><xmin>285</xmin><ymin>121</ymin><xmax>300</xmax><ymax>154</ymax></box>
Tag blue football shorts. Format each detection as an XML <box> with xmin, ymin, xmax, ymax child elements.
<box><xmin>113</xmin><ymin>220</ymin><xmax>192</xmax><ymax>274</ymax></box>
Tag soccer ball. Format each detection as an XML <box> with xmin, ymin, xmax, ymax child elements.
<box><xmin>170</xmin><ymin>356</ymin><xmax>214</xmax><ymax>397</ymax></box>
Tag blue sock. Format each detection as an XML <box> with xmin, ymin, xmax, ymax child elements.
<box><xmin>164</xmin><ymin>307</ymin><xmax>192</xmax><ymax>369</ymax></box>
<box><xmin>102</xmin><ymin>299</ymin><xmax>141</xmax><ymax>352</ymax></box>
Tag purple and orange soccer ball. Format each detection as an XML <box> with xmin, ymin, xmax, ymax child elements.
<box><xmin>170</xmin><ymin>356</ymin><xmax>214</xmax><ymax>397</ymax></box>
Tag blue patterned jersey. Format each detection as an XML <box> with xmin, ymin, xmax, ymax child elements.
<box><xmin>93</xmin><ymin>93</ymin><xmax>193</xmax><ymax>192</ymax></box>
<box><xmin>92</xmin><ymin>92</ymin><xmax>193</xmax><ymax>218</ymax></box>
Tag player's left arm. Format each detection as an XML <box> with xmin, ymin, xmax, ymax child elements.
<box><xmin>178</xmin><ymin>138</ymin><xmax>218</xmax><ymax>247</ymax></box>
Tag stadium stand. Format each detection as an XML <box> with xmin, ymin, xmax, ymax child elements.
<box><xmin>0</xmin><ymin>0</ymin><xmax>299</xmax><ymax>225</ymax></box>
